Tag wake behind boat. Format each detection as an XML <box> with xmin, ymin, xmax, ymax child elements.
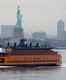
<box><xmin>0</xmin><ymin>66</ymin><xmax>15</xmax><ymax>68</ymax></box>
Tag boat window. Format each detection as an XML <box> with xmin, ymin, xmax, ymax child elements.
<box><xmin>0</xmin><ymin>58</ymin><xmax>5</xmax><ymax>63</ymax></box>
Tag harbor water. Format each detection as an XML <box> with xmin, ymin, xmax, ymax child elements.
<box><xmin>0</xmin><ymin>49</ymin><xmax>65</xmax><ymax>80</ymax></box>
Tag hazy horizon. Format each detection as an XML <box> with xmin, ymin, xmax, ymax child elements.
<box><xmin>0</xmin><ymin>0</ymin><xmax>65</xmax><ymax>35</ymax></box>
<box><xmin>21</xmin><ymin>0</ymin><xmax>66</xmax><ymax>35</ymax></box>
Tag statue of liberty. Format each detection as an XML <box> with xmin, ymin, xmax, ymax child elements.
<box><xmin>14</xmin><ymin>6</ymin><xmax>24</xmax><ymax>39</ymax></box>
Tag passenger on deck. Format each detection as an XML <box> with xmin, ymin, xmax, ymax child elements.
<box><xmin>35</xmin><ymin>43</ymin><xmax>40</xmax><ymax>48</ymax></box>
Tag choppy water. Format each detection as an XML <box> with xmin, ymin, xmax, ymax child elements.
<box><xmin>0</xmin><ymin>49</ymin><xmax>66</xmax><ymax>80</ymax></box>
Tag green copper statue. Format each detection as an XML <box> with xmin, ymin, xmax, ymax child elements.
<box><xmin>15</xmin><ymin>6</ymin><xmax>23</xmax><ymax>32</ymax></box>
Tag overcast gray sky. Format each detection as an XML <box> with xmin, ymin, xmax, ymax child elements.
<box><xmin>0</xmin><ymin>0</ymin><xmax>16</xmax><ymax>24</ymax></box>
<box><xmin>0</xmin><ymin>0</ymin><xmax>66</xmax><ymax>35</ymax></box>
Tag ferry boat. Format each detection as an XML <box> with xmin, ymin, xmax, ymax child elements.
<box><xmin>0</xmin><ymin>39</ymin><xmax>62</xmax><ymax>66</ymax></box>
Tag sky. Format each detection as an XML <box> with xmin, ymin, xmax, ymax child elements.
<box><xmin>0</xmin><ymin>0</ymin><xmax>66</xmax><ymax>35</ymax></box>
<box><xmin>0</xmin><ymin>0</ymin><xmax>16</xmax><ymax>24</ymax></box>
